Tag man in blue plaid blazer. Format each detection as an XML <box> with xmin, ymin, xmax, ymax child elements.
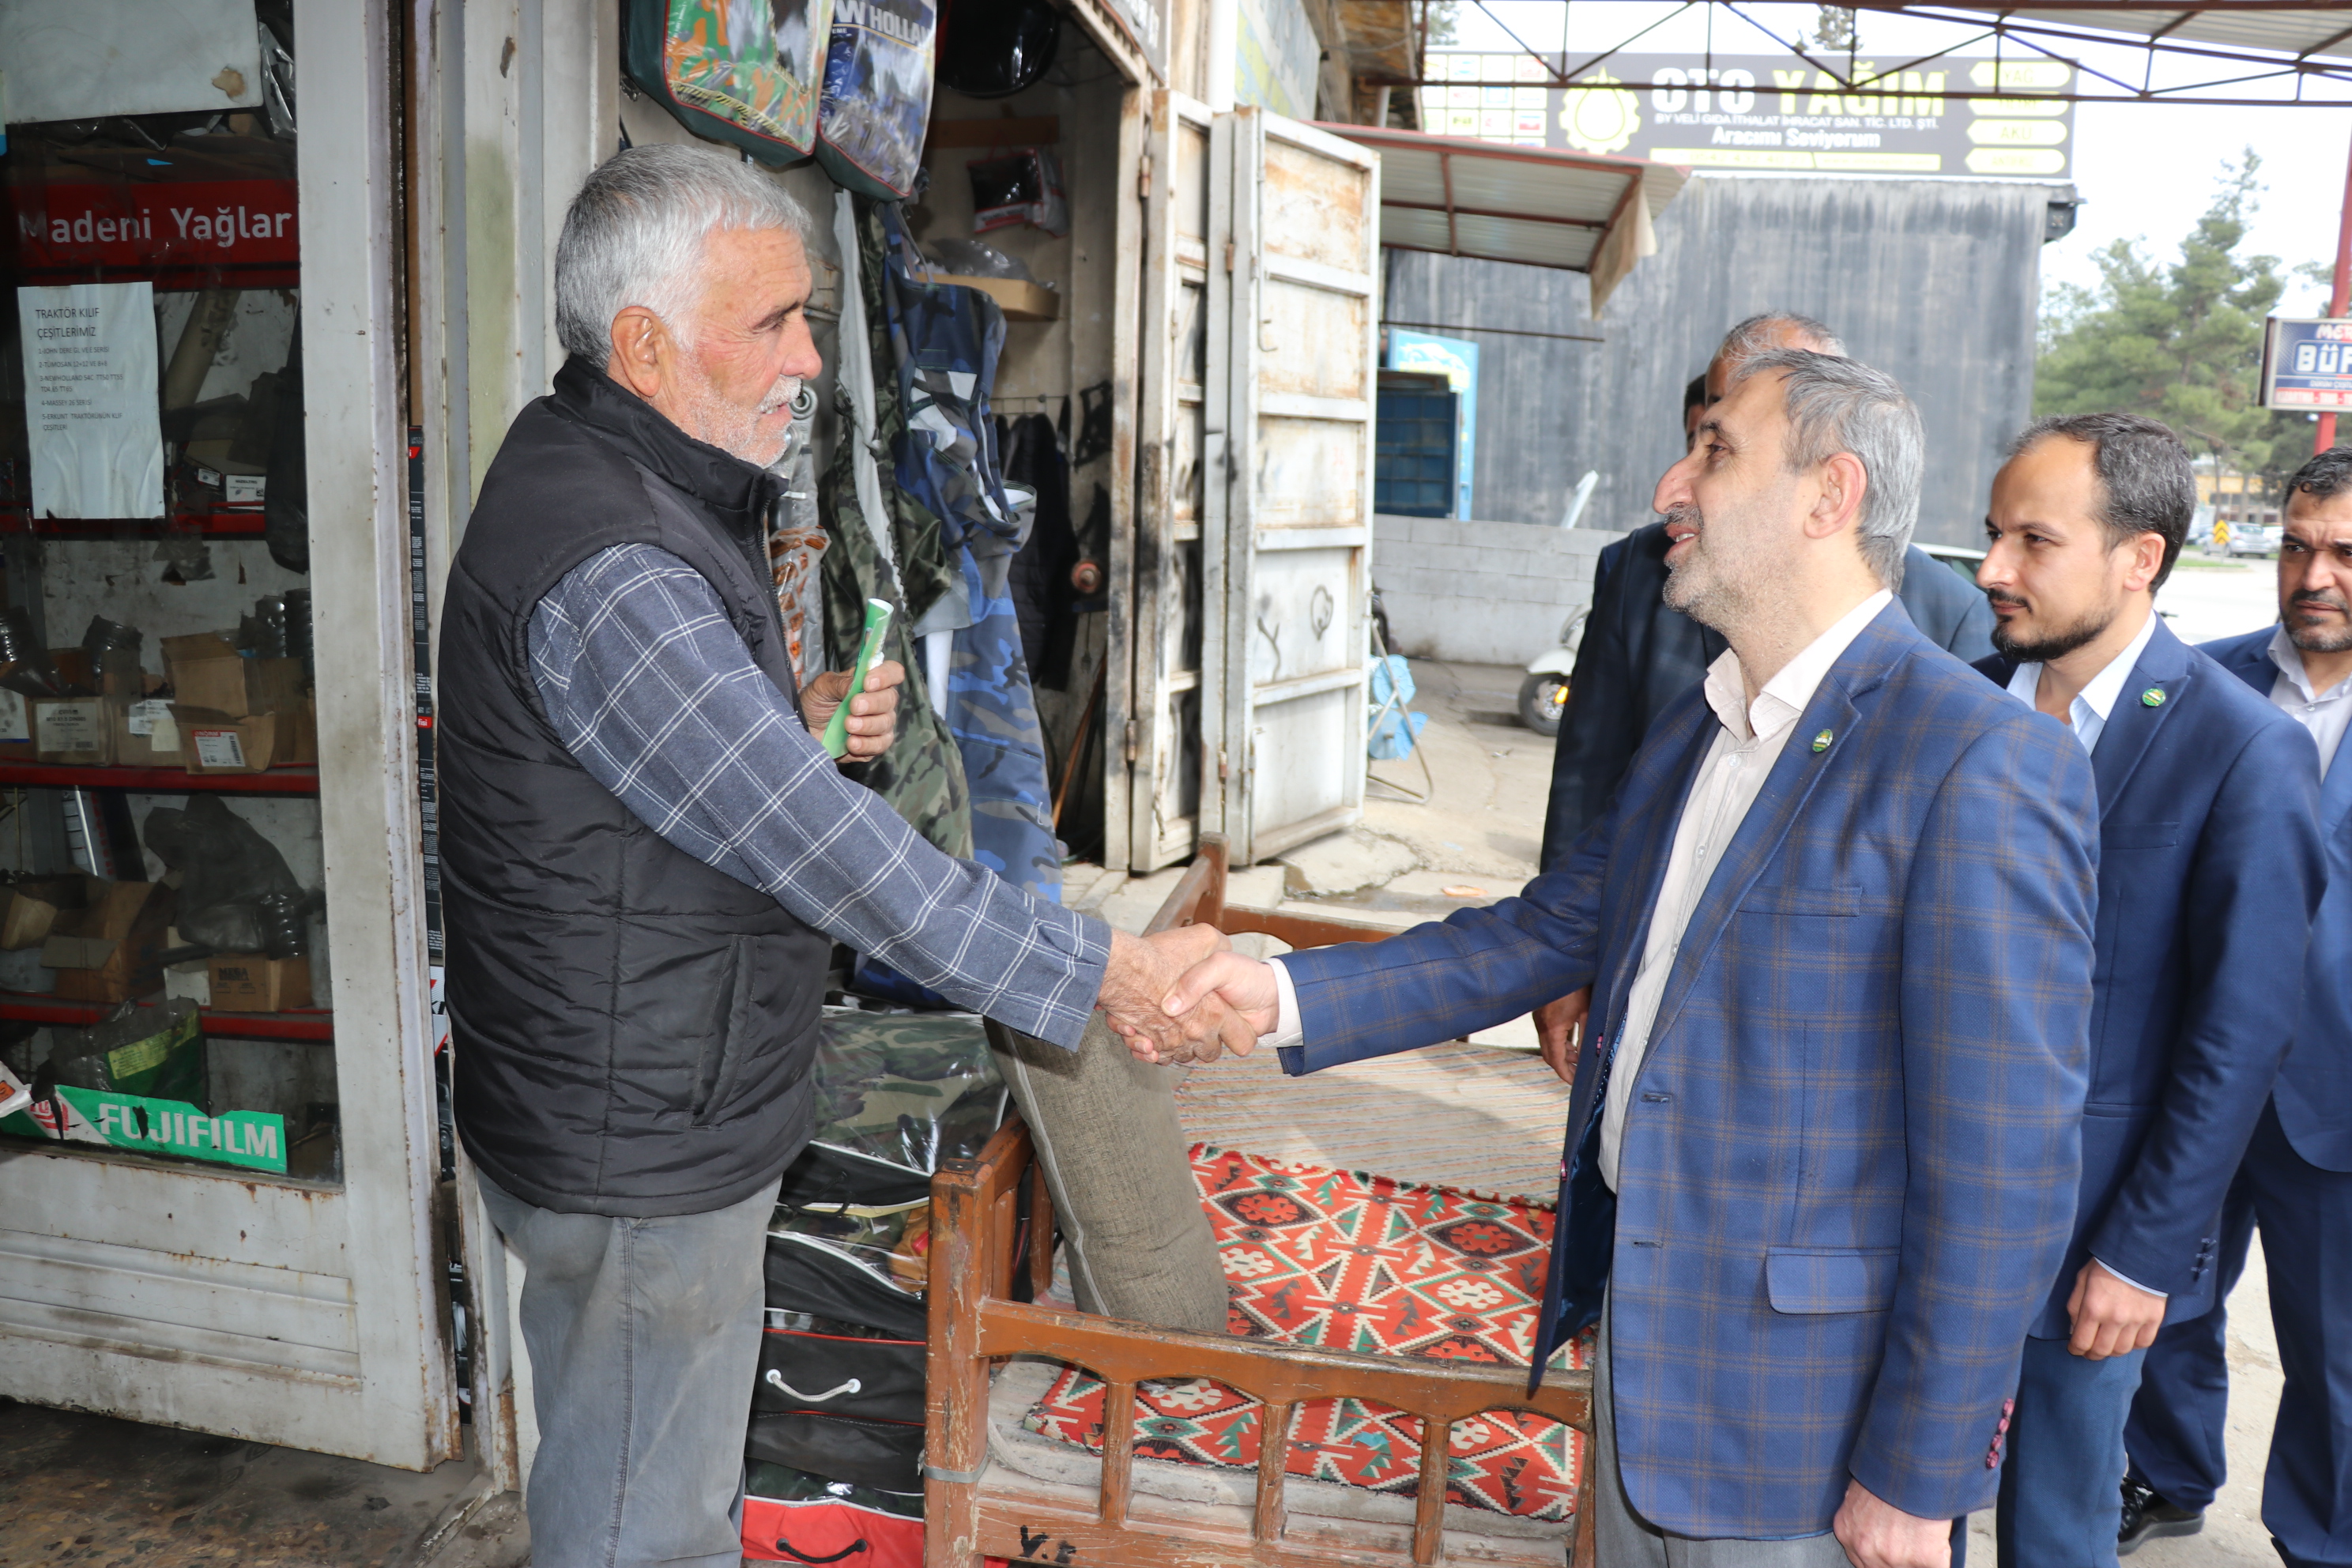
<box><xmin>1146</xmin><ymin>352</ymin><xmax>2101</xmax><ymax>1565</ymax></box>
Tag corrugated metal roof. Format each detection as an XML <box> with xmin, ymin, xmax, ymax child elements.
<box><xmin>1317</xmin><ymin>125</ymin><xmax>1688</xmax><ymax>273</ymax></box>
<box><xmin>1862</xmin><ymin>5</ymin><xmax>2352</xmax><ymax>65</ymax></box>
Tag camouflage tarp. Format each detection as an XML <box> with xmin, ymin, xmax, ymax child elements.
<box><xmin>805</xmin><ymin>1005</ymin><xmax>1004</xmax><ymax>1178</ymax></box>
<box><xmin>817</xmin><ymin>375</ymin><xmax>973</xmax><ymax>860</ymax></box>
<box><xmin>874</xmin><ymin>207</ymin><xmax>1062</xmax><ymax>900</ymax></box>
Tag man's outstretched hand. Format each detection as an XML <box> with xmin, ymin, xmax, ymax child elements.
<box><xmin>1115</xmin><ymin>948</ymin><xmax>1282</xmax><ymax>1065</ymax></box>
<box><xmin>801</xmin><ymin>658</ymin><xmax>905</xmax><ymax>762</ymax></box>
<box><xmin>1533</xmin><ymin>986</ymin><xmax>1590</xmax><ymax>1084</ymax></box>
<box><xmin>1096</xmin><ymin>927</ymin><xmax>1259</xmax><ymax>1065</ymax></box>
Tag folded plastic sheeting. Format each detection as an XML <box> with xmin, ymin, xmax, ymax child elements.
<box><xmin>768</xmin><ymin>1006</ymin><xmax>1006</xmax><ymax>1321</ymax></box>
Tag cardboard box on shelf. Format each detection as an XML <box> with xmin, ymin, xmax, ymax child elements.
<box><xmin>111</xmin><ymin>696</ymin><xmax>181</xmax><ymax>766</ymax></box>
<box><xmin>171</xmin><ymin>705</ymin><xmax>277</xmax><ymax>774</ymax></box>
<box><xmin>160</xmin><ymin>634</ymin><xmax>304</xmax><ymax>719</ymax></box>
<box><xmin>0</xmin><ymin>876</ymin><xmax>92</xmax><ymax>950</ymax></box>
<box><xmin>44</xmin><ymin>879</ymin><xmax>175</xmax><ymax>1003</ymax></box>
<box><xmin>47</xmin><ymin>647</ymin><xmax>92</xmax><ymax>692</ymax></box>
<box><xmin>39</xmin><ymin>932</ymin><xmax>118</xmax><ymax>971</ymax></box>
<box><xmin>206</xmin><ymin>952</ymin><xmax>311</xmax><ymax>1012</ymax></box>
<box><xmin>282</xmin><ymin>694</ymin><xmax>317</xmax><ymax>766</ymax></box>
<box><xmin>33</xmin><ymin>698</ymin><xmax>111</xmax><ymax>765</ymax></box>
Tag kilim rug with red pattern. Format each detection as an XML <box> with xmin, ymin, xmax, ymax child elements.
<box><xmin>1020</xmin><ymin>1144</ymin><xmax>1591</xmax><ymax>1521</ymax></box>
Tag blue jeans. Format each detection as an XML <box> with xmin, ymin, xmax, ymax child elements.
<box><xmin>480</xmin><ymin>1173</ymin><xmax>780</xmax><ymax>1568</ymax></box>
<box><xmin>1996</xmin><ymin>1332</ymin><xmax>2150</xmax><ymax>1568</ymax></box>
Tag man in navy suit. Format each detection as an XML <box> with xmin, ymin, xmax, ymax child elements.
<box><xmin>1141</xmin><ymin>351</ymin><xmax>2101</xmax><ymax>1566</ymax></box>
<box><xmin>2123</xmin><ymin>444</ymin><xmax>2352</xmax><ymax>1565</ymax></box>
<box><xmin>1970</xmin><ymin>413</ymin><xmax>2324</xmax><ymax>1566</ymax></box>
<box><xmin>1533</xmin><ymin>314</ymin><xmax>1996</xmax><ymax>1075</ymax></box>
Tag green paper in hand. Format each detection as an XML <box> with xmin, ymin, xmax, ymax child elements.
<box><xmin>822</xmin><ymin>598</ymin><xmax>894</xmax><ymax>759</ymax></box>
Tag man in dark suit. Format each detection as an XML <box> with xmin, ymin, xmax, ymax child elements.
<box><xmin>1533</xmin><ymin>314</ymin><xmax>1996</xmax><ymax>1072</ymax></box>
<box><xmin>1146</xmin><ymin>351</ymin><xmax>2101</xmax><ymax>1566</ymax></box>
<box><xmin>1970</xmin><ymin>413</ymin><xmax>2324</xmax><ymax>1566</ymax></box>
<box><xmin>2123</xmin><ymin>444</ymin><xmax>2352</xmax><ymax>1565</ymax></box>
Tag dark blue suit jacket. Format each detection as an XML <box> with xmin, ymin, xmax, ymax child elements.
<box><xmin>1540</xmin><ymin>526</ymin><xmax>1997</xmax><ymax>868</ymax></box>
<box><xmin>1281</xmin><ymin>605</ymin><xmax>2098</xmax><ymax>1537</ymax></box>
<box><xmin>2203</xmin><ymin>626</ymin><xmax>2352</xmax><ymax>1174</ymax></box>
<box><xmin>1977</xmin><ymin>620</ymin><xmax>2325</xmax><ymax>1333</ymax></box>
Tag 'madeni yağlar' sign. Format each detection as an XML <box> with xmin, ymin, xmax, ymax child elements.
<box><xmin>1421</xmin><ymin>51</ymin><xmax>2074</xmax><ymax>179</ymax></box>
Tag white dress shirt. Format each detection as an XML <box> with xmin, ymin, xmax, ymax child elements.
<box><xmin>2265</xmin><ymin>624</ymin><xmax>2352</xmax><ymax>773</ymax></box>
<box><xmin>2001</xmin><ymin>608</ymin><xmax>2159</xmax><ymax>755</ymax></box>
<box><xmin>1266</xmin><ymin>590</ymin><xmax>1896</xmax><ymax>1197</ymax></box>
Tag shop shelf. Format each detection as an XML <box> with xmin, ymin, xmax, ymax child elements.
<box><xmin>0</xmin><ymin>762</ymin><xmax>318</xmax><ymax>794</ymax></box>
<box><xmin>0</xmin><ymin>992</ymin><xmax>332</xmax><ymax>1042</ymax></box>
<box><xmin>0</xmin><ymin>510</ymin><xmax>268</xmax><ymax>539</ymax></box>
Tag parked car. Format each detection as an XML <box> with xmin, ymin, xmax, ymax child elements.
<box><xmin>2224</xmin><ymin>522</ymin><xmax>2283</xmax><ymax>558</ymax></box>
<box><xmin>1919</xmin><ymin>541</ymin><xmax>1985</xmax><ymax>583</ymax></box>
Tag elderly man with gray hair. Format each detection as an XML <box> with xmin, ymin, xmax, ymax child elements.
<box><xmin>1146</xmin><ymin>349</ymin><xmax>2101</xmax><ymax>1567</ymax></box>
<box><xmin>436</xmin><ymin>145</ymin><xmax>1240</xmax><ymax>1565</ymax></box>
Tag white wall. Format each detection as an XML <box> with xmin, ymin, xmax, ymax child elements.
<box><xmin>1373</xmin><ymin>515</ymin><xmax>1623</xmax><ymax>667</ymax></box>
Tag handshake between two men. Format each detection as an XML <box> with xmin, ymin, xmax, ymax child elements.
<box><xmin>1094</xmin><ymin>925</ymin><xmax>1280</xmax><ymax>1065</ymax></box>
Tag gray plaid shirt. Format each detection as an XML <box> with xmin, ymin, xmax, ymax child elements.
<box><xmin>527</xmin><ymin>541</ymin><xmax>1107</xmax><ymax>1050</ymax></box>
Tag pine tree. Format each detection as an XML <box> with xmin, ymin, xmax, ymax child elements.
<box><xmin>2035</xmin><ymin>151</ymin><xmax>2309</xmax><ymax>486</ymax></box>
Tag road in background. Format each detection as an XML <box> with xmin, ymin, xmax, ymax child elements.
<box><xmin>2159</xmin><ymin>552</ymin><xmax>2281</xmax><ymax>648</ymax></box>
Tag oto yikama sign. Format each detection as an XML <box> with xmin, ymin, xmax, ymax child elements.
<box><xmin>1421</xmin><ymin>51</ymin><xmax>2075</xmax><ymax>179</ymax></box>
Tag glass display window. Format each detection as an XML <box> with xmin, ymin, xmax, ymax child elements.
<box><xmin>0</xmin><ymin>69</ymin><xmax>337</xmax><ymax>1185</ymax></box>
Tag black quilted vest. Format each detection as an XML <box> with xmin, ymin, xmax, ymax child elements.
<box><xmin>441</xmin><ymin>357</ymin><xmax>829</xmax><ymax>1216</ymax></box>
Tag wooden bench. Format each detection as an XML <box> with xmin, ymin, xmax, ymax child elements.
<box><xmin>924</xmin><ymin>838</ymin><xmax>1596</xmax><ymax>1567</ymax></box>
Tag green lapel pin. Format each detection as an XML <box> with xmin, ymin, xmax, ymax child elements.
<box><xmin>1811</xmin><ymin>729</ymin><xmax>1834</xmax><ymax>753</ymax></box>
<box><xmin>2141</xmin><ymin>687</ymin><xmax>2166</xmax><ymax>708</ymax></box>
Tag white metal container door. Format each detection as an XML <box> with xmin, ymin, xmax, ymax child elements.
<box><xmin>1127</xmin><ymin>91</ymin><xmax>1219</xmax><ymax>872</ymax></box>
<box><xmin>1204</xmin><ymin>111</ymin><xmax>1378</xmax><ymax>865</ymax></box>
<box><xmin>0</xmin><ymin>0</ymin><xmax>454</xmax><ymax>1469</ymax></box>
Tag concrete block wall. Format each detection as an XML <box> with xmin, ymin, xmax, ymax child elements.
<box><xmin>1373</xmin><ymin>515</ymin><xmax>1626</xmax><ymax>668</ymax></box>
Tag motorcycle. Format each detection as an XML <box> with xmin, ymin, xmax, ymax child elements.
<box><xmin>1517</xmin><ymin>607</ymin><xmax>1587</xmax><ymax>737</ymax></box>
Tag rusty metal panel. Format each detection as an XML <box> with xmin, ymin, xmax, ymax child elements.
<box><xmin>1130</xmin><ymin>91</ymin><xmax>1220</xmax><ymax>869</ymax></box>
<box><xmin>1261</xmin><ymin>134</ymin><xmax>1371</xmax><ymax>273</ymax></box>
<box><xmin>1378</xmin><ymin>176</ymin><xmax>2048</xmax><ymax>545</ymax></box>
<box><xmin>1253</xmin><ymin>415</ymin><xmax>1368</xmax><ymax>530</ymax></box>
<box><xmin>1258</xmin><ymin>278</ymin><xmax>1372</xmax><ymax>402</ymax></box>
<box><xmin>1208</xmin><ymin>109</ymin><xmax>1377</xmax><ymax>865</ymax></box>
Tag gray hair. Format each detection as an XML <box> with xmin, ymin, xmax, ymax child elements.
<box><xmin>554</xmin><ymin>144</ymin><xmax>812</xmax><ymax>369</ymax></box>
<box><xmin>1732</xmin><ymin>349</ymin><xmax>1922</xmax><ymax>590</ymax></box>
<box><xmin>1719</xmin><ymin>311</ymin><xmax>1847</xmax><ymax>363</ymax></box>
<box><xmin>2008</xmin><ymin>412</ymin><xmax>2195</xmax><ymax>590</ymax></box>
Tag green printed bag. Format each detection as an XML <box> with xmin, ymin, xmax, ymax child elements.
<box><xmin>624</xmin><ymin>0</ymin><xmax>835</xmax><ymax>166</ymax></box>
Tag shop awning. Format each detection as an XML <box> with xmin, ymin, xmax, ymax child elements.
<box><xmin>1316</xmin><ymin>125</ymin><xmax>1687</xmax><ymax>309</ymax></box>
<box><xmin>1859</xmin><ymin>5</ymin><xmax>2352</xmax><ymax>65</ymax></box>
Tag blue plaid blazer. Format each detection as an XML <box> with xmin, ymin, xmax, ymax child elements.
<box><xmin>1279</xmin><ymin>603</ymin><xmax>2099</xmax><ymax>1537</ymax></box>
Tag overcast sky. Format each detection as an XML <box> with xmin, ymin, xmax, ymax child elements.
<box><xmin>1449</xmin><ymin>2</ymin><xmax>2351</xmax><ymax>313</ymax></box>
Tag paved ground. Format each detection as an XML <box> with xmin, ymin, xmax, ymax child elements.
<box><xmin>0</xmin><ymin>1404</ymin><xmax>519</xmax><ymax>1567</ymax></box>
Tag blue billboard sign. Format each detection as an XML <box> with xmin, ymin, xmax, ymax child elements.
<box><xmin>2262</xmin><ymin>318</ymin><xmax>2352</xmax><ymax>412</ymax></box>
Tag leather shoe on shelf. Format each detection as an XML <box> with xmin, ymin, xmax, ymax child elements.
<box><xmin>2119</xmin><ymin>1476</ymin><xmax>2203</xmax><ymax>1555</ymax></box>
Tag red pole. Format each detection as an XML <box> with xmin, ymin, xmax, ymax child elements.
<box><xmin>2321</xmin><ymin>122</ymin><xmax>2352</xmax><ymax>454</ymax></box>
